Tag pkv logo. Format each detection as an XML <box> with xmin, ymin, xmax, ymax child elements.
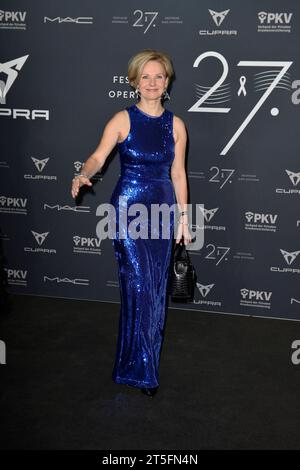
<box><xmin>0</xmin><ymin>10</ymin><xmax>26</xmax><ymax>22</ymax></box>
<box><xmin>245</xmin><ymin>212</ymin><xmax>277</xmax><ymax>224</ymax></box>
<box><xmin>0</xmin><ymin>10</ymin><xmax>27</xmax><ymax>30</ymax></box>
<box><xmin>240</xmin><ymin>288</ymin><xmax>272</xmax><ymax>301</ymax></box>
<box><xmin>73</xmin><ymin>235</ymin><xmax>102</xmax><ymax>255</ymax></box>
<box><xmin>244</xmin><ymin>211</ymin><xmax>278</xmax><ymax>232</ymax></box>
<box><xmin>257</xmin><ymin>11</ymin><xmax>293</xmax><ymax>33</ymax></box>
<box><xmin>240</xmin><ymin>288</ymin><xmax>272</xmax><ymax>309</ymax></box>
<box><xmin>0</xmin><ymin>196</ymin><xmax>28</xmax><ymax>214</ymax></box>
<box><xmin>4</xmin><ymin>268</ymin><xmax>28</xmax><ymax>286</ymax></box>
<box><xmin>258</xmin><ymin>11</ymin><xmax>293</xmax><ymax>24</ymax></box>
<box><xmin>0</xmin><ymin>55</ymin><xmax>49</xmax><ymax>119</ymax></box>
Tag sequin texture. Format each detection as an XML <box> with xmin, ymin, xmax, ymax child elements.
<box><xmin>110</xmin><ymin>103</ymin><xmax>176</xmax><ymax>388</ymax></box>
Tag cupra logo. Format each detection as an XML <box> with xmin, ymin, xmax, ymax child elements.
<box><xmin>0</xmin><ymin>55</ymin><xmax>29</xmax><ymax>101</ymax></box>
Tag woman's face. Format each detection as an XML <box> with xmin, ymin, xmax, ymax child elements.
<box><xmin>137</xmin><ymin>60</ymin><xmax>168</xmax><ymax>100</ymax></box>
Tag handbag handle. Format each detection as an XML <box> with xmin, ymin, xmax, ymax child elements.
<box><xmin>174</xmin><ymin>239</ymin><xmax>190</xmax><ymax>263</ymax></box>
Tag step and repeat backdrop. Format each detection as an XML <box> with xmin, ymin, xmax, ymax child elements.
<box><xmin>1</xmin><ymin>0</ymin><xmax>299</xmax><ymax>320</ymax></box>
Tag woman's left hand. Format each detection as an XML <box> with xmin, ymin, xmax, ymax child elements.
<box><xmin>175</xmin><ymin>222</ymin><xmax>193</xmax><ymax>245</ymax></box>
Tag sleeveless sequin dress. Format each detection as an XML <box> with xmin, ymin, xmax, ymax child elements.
<box><xmin>110</xmin><ymin>103</ymin><xmax>176</xmax><ymax>389</ymax></box>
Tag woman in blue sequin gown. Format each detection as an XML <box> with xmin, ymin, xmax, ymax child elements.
<box><xmin>71</xmin><ymin>50</ymin><xmax>191</xmax><ymax>397</ymax></box>
<box><xmin>109</xmin><ymin>102</ymin><xmax>176</xmax><ymax>391</ymax></box>
<box><xmin>109</xmin><ymin>51</ymin><xmax>191</xmax><ymax>396</ymax></box>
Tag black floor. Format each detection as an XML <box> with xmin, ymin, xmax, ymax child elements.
<box><xmin>1</xmin><ymin>294</ymin><xmax>300</xmax><ymax>450</ymax></box>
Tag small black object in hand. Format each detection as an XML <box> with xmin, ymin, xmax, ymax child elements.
<box><xmin>168</xmin><ymin>239</ymin><xmax>197</xmax><ymax>302</ymax></box>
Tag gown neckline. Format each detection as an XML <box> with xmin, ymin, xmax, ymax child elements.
<box><xmin>134</xmin><ymin>104</ymin><xmax>166</xmax><ymax>119</ymax></box>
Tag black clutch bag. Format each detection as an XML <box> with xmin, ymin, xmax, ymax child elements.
<box><xmin>168</xmin><ymin>240</ymin><xmax>197</xmax><ymax>302</ymax></box>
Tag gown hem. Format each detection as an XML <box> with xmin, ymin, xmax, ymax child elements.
<box><xmin>113</xmin><ymin>375</ymin><xmax>159</xmax><ymax>389</ymax></box>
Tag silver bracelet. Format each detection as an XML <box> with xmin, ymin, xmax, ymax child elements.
<box><xmin>76</xmin><ymin>172</ymin><xmax>90</xmax><ymax>179</ymax></box>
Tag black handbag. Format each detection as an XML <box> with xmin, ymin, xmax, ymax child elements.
<box><xmin>168</xmin><ymin>239</ymin><xmax>197</xmax><ymax>302</ymax></box>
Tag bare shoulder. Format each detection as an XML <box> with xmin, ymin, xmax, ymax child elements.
<box><xmin>173</xmin><ymin>114</ymin><xmax>186</xmax><ymax>129</ymax></box>
<box><xmin>108</xmin><ymin>109</ymin><xmax>128</xmax><ymax>126</ymax></box>
<box><xmin>104</xmin><ymin>109</ymin><xmax>130</xmax><ymax>142</ymax></box>
<box><xmin>172</xmin><ymin>114</ymin><xmax>187</xmax><ymax>144</ymax></box>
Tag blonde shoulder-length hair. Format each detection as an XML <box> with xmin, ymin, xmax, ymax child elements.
<box><xmin>127</xmin><ymin>49</ymin><xmax>174</xmax><ymax>89</ymax></box>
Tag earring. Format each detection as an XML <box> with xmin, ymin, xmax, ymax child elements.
<box><xmin>134</xmin><ymin>87</ymin><xmax>141</xmax><ymax>100</ymax></box>
<box><xmin>162</xmin><ymin>89</ymin><xmax>170</xmax><ymax>101</ymax></box>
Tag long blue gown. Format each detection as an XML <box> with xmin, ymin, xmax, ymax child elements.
<box><xmin>110</xmin><ymin>103</ymin><xmax>176</xmax><ymax>389</ymax></box>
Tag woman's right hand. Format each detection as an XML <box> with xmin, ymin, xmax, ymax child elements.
<box><xmin>71</xmin><ymin>175</ymin><xmax>92</xmax><ymax>199</ymax></box>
